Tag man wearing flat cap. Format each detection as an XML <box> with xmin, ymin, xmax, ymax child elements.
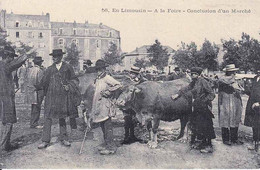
<box><xmin>245</xmin><ymin>68</ymin><xmax>260</xmax><ymax>151</ymax></box>
<box><xmin>172</xmin><ymin>67</ymin><xmax>216</xmax><ymax>153</ymax></box>
<box><xmin>218</xmin><ymin>64</ymin><xmax>244</xmax><ymax>146</ymax></box>
<box><xmin>167</xmin><ymin>67</ymin><xmax>186</xmax><ymax>81</ymax></box>
<box><xmin>26</xmin><ymin>56</ymin><xmax>45</xmax><ymax>129</ymax></box>
<box><xmin>36</xmin><ymin>49</ymin><xmax>81</xmax><ymax>149</ymax></box>
<box><xmin>0</xmin><ymin>45</ymin><xmax>30</xmax><ymax>152</ymax></box>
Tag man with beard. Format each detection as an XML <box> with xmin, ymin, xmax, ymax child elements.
<box><xmin>36</xmin><ymin>49</ymin><xmax>80</xmax><ymax>149</ymax></box>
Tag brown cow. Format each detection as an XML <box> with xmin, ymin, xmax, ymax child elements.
<box><xmin>116</xmin><ymin>78</ymin><xmax>192</xmax><ymax>148</ymax></box>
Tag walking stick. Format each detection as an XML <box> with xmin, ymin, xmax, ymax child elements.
<box><xmin>79</xmin><ymin>126</ymin><xmax>91</xmax><ymax>155</ymax></box>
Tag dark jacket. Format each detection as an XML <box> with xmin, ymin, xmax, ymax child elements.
<box><xmin>180</xmin><ymin>77</ymin><xmax>216</xmax><ymax>139</ymax></box>
<box><xmin>245</xmin><ymin>76</ymin><xmax>260</xmax><ymax>127</ymax></box>
<box><xmin>35</xmin><ymin>62</ymin><xmax>80</xmax><ymax>119</ymax></box>
<box><xmin>0</xmin><ymin>55</ymin><xmax>28</xmax><ymax>124</ymax></box>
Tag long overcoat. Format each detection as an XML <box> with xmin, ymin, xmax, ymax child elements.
<box><xmin>0</xmin><ymin>55</ymin><xmax>28</xmax><ymax>124</ymax></box>
<box><xmin>218</xmin><ymin>76</ymin><xmax>243</xmax><ymax>128</ymax></box>
<box><xmin>35</xmin><ymin>62</ymin><xmax>80</xmax><ymax>119</ymax></box>
<box><xmin>244</xmin><ymin>76</ymin><xmax>260</xmax><ymax>127</ymax></box>
<box><xmin>181</xmin><ymin>77</ymin><xmax>216</xmax><ymax>139</ymax></box>
<box><xmin>26</xmin><ymin>65</ymin><xmax>45</xmax><ymax>104</ymax></box>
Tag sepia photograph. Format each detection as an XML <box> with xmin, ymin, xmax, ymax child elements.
<box><xmin>0</xmin><ymin>0</ymin><xmax>260</xmax><ymax>168</ymax></box>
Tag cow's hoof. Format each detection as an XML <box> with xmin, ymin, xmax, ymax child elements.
<box><xmin>147</xmin><ymin>141</ymin><xmax>158</xmax><ymax>149</ymax></box>
<box><xmin>178</xmin><ymin>137</ymin><xmax>188</xmax><ymax>143</ymax></box>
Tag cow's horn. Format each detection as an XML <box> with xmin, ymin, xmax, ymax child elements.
<box><xmin>134</xmin><ymin>87</ymin><xmax>141</xmax><ymax>93</ymax></box>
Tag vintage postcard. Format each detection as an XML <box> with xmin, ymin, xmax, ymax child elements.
<box><xmin>0</xmin><ymin>0</ymin><xmax>259</xmax><ymax>169</ymax></box>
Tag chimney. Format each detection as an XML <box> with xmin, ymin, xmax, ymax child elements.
<box><xmin>85</xmin><ymin>20</ymin><xmax>88</xmax><ymax>27</ymax></box>
<box><xmin>73</xmin><ymin>20</ymin><xmax>76</xmax><ymax>27</ymax></box>
<box><xmin>99</xmin><ymin>22</ymin><xmax>103</xmax><ymax>28</ymax></box>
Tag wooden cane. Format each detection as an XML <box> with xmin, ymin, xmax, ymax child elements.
<box><xmin>79</xmin><ymin>126</ymin><xmax>90</xmax><ymax>155</ymax></box>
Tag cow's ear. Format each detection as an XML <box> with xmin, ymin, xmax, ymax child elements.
<box><xmin>134</xmin><ymin>87</ymin><xmax>141</xmax><ymax>93</ymax></box>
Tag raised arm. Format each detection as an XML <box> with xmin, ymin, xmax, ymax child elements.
<box><xmin>6</xmin><ymin>55</ymin><xmax>28</xmax><ymax>73</ymax></box>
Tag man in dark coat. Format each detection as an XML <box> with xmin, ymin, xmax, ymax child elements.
<box><xmin>121</xmin><ymin>66</ymin><xmax>146</xmax><ymax>145</ymax></box>
<box><xmin>36</xmin><ymin>49</ymin><xmax>80</xmax><ymax>149</ymax></box>
<box><xmin>0</xmin><ymin>45</ymin><xmax>29</xmax><ymax>152</ymax></box>
<box><xmin>172</xmin><ymin>67</ymin><xmax>216</xmax><ymax>153</ymax></box>
<box><xmin>167</xmin><ymin>67</ymin><xmax>186</xmax><ymax>81</ymax></box>
<box><xmin>245</xmin><ymin>69</ymin><xmax>260</xmax><ymax>150</ymax></box>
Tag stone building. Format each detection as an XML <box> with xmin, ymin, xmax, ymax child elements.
<box><xmin>0</xmin><ymin>10</ymin><xmax>121</xmax><ymax>68</ymax></box>
<box><xmin>0</xmin><ymin>10</ymin><xmax>52</xmax><ymax>66</ymax></box>
<box><xmin>51</xmin><ymin>21</ymin><xmax>120</xmax><ymax>69</ymax></box>
<box><xmin>122</xmin><ymin>45</ymin><xmax>175</xmax><ymax>73</ymax></box>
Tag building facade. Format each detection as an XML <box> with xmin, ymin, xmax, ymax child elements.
<box><xmin>0</xmin><ymin>10</ymin><xmax>52</xmax><ymax>66</ymax></box>
<box><xmin>51</xmin><ymin>21</ymin><xmax>120</xmax><ymax>70</ymax></box>
<box><xmin>0</xmin><ymin>10</ymin><xmax>121</xmax><ymax>68</ymax></box>
<box><xmin>122</xmin><ymin>45</ymin><xmax>175</xmax><ymax>73</ymax></box>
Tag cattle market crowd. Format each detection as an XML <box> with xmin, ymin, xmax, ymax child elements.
<box><xmin>1</xmin><ymin>46</ymin><xmax>260</xmax><ymax>157</ymax></box>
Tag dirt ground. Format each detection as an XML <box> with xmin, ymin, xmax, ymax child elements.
<box><xmin>0</xmin><ymin>92</ymin><xmax>260</xmax><ymax>169</ymax></box>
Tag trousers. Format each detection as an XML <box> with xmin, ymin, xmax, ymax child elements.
<box><xmin>221</xmin><ymin>127</ymin><xmax>239</xmax><ymax>142</ymax></box>
<box><xmin>42</xmin><ymin>118</ymin><xmax>77</xmax><ymax>143</ymax></box>
<box><xmin>0</xmin><ymin>122</ymin><xmax>12</xmax><ymax>152</ymax></box>
<box><xmin>30</xmin><ymin>90</ymin><xmax>44</xmax><ymax>127</ymax></box>
<box><xmin>100</xmin><ymin>118</ymin><xmax>116</xmax><ymax>149</ymax></box>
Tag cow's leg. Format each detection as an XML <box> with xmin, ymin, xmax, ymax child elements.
<box><xmin>177</xmin><ymin>115</ymin><xmax>189</xmax><ymax>140</ymax></box>
<box><xmin>148</xmin><ymin>117</ymin><xmax>160</xmax><ymax>149</ymax></box>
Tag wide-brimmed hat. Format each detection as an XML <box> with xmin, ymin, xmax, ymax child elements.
<box><xmin>33</xmin><ymin>56</ymin><xmax>44</xmax><ymax>63</ymax></box>
<box><xmin>84</xmin><ymin>60</ymin><xmax>93</xmax><ymax>66</ymax></box>
<box><xmin>3</xmin><ymin>45</ymin><xmax>18</xmax><ymax>57</ymax></box>
<box><xmin>130</xmin><ymin>66</ymin><xmax>141</xmax><ymax>74</ymax></box>
<box><xmin>223</xmin><ymin>64</ymin><xmax>239</xmax><ymax>72</ymax></box>
<box><xmin>95</xmin><ymin>59</ymin><xmax>109</xmax><ymax>69</ymax></box>
<box><xmin>49</xmin><ymin>49</ymin><xmax>65</xmax><ymax>56</ymax></box>
<box><xmin>174</xmin><ymin>67</ymin><xmax>180</xmax><ymax>71</ymax></box>
<box><xmin>191</xmin><ymin>67</ymin><xmax>203</xmax><ymax>75</ymax></box>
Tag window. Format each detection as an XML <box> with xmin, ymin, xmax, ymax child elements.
<box><xmin>16</xmin><ymin>32</ymin><xmax>19</xmax><ymax>38</ymax></box>
<box><xmin>59</xmin><ymin>28</ymin><xmax>63</xmax><ymax>35</ymax></box>
<box><xmin>96</xmin><ymin>40</ymin><xmax>101</xmax><ymax>48</ymax></box>
<box><xmin>40</xmin><ymin>22</ymin><xmax>44</xmax><ymax>28</ymax></box>
<box><xmin>58</xmin><ymin>38</ymin><xmax>65</xmax><ymax>48</ymax></box>
<box><xmin>71</xmin><ymin>39</ymin><xmax>79</xmax><ymax>46</ymax></box>
<box><xmin>85</xmin><ymin>29</ymin><xmax>89</xmax><ymax>35</ymax></box>
<box><xmin>109</xmin><ymin>31</ymin><xmax>112</xmax><ymax>37</ymax></box>
<box><xmin>28</xmin><ymin>32</ymin><xmax>33</xmax><ymax>38</ymax></box>
<box><xmin>39</xmin><ymin>32</ymin><xmax>43</xmax><ymax>38</ymax></box>
<box><xmin>28</xmin><ymin>21</ymin><xmax>32</xmax><ymax>27</ymax></box>
<box><xmin>15</xmin><ymin>22</ymin><xmax>19</xmax><ymax>27</ymax></box>
<box><xmin>73</xmin><ymin>28</ymin><xmax>77</xmax><ymax>35</ymax></box>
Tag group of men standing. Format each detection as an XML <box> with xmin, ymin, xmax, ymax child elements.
<box><xmin>1</xmin><ymin>44</ymin><xmax>260</xmax><ymax>156</ymax></box>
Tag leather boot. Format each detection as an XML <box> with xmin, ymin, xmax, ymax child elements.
<box><xmin>222</xmin><ymin>127</ymin><xmax>231</xmax><ymax>145</ymax></box>
<box><xmin>230</xmin><ymin>127</ymin><xmax>243</xmax><ymax>145</ymax></box>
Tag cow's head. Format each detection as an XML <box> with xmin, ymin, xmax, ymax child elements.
<box><xmin>135</xmin><ymin>111</ymin><xmax>153</xmax><ymax>127</ymax></box>
<box><xmin>116</xmin><ymin>85</ymin><xmax>141</xmax><ymax>108</ymax></box>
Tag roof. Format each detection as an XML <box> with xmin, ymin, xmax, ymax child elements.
<box><xmin>127</xmin><ymin>45</ymin><xmax>175</xmax><ymax>56</ymax></box>
<box><xmin>5</xmin><ymin>13</ymin><xmax>50</xmax><ymax>22</ymax></box>
<box><xmin>51</xmin><ymin>21</ymin><xmax>117</xmax><ymax>31</ymax></box>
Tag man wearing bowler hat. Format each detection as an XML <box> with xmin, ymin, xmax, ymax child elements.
<box><xmin>0</xmin><ymin>45</ymin><xmax>30</xmax><ymax>152</ymax></box>
<box><xmin>27</xmin><ymin>56</ymin><xmax>45</xmax><ymax>129</ymax></box>
<box><xmin>36</xmin><ymin>49</ymin><xmax>80</xmax><ymax>149</ymax></box>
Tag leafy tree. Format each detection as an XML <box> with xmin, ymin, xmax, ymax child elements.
<box><xmin>222</xmin><ymin>33</ymin><xmax>260</xmax><ymax>72</ymax></box>
<box><xmin>173</xmin><ymin>40</ymin><xmax>219</xmax><ymax>71</ymax></box>
<box><xmin>134</xmin><ymin>57</ymin><xmax>149</xmax><ymax>69</ymax></box>
<box><xmin>0</xmin><ymin>27</ymin><xmax>12</xmax><ymax>54</ymax></box>
<box><xmin>173</xmin><ymin>42</ymin><xmax>198</xmax><ymax>70</ymax></box>
<box><xmin>147</xmin><ymin>39</ymin><xmax>171</xmax><ymax>71</ymax></box>
<box><xmin>15</xmin><ymin>41</ymin><xmax>37</xmax><ymax>59</ymax></box>
<box><xmin>102</xmin><ymin>42</ymin><xmax>122</xmax><ymax>66</ymax></box>
<box><xmin>198</xmin><ymin>39</ymin><xmax>219</xmax><ymax>71</ymax></box>
<box><xmin>64</xmin><ymin>43</ymin><xmax>81</xmax><ymax>70</ymax></box>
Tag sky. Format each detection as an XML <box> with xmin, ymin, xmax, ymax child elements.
<box><xmin>1</xmin><ymin>0</ymin><xmax>260</xmax><ymax>52</ymax></box>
